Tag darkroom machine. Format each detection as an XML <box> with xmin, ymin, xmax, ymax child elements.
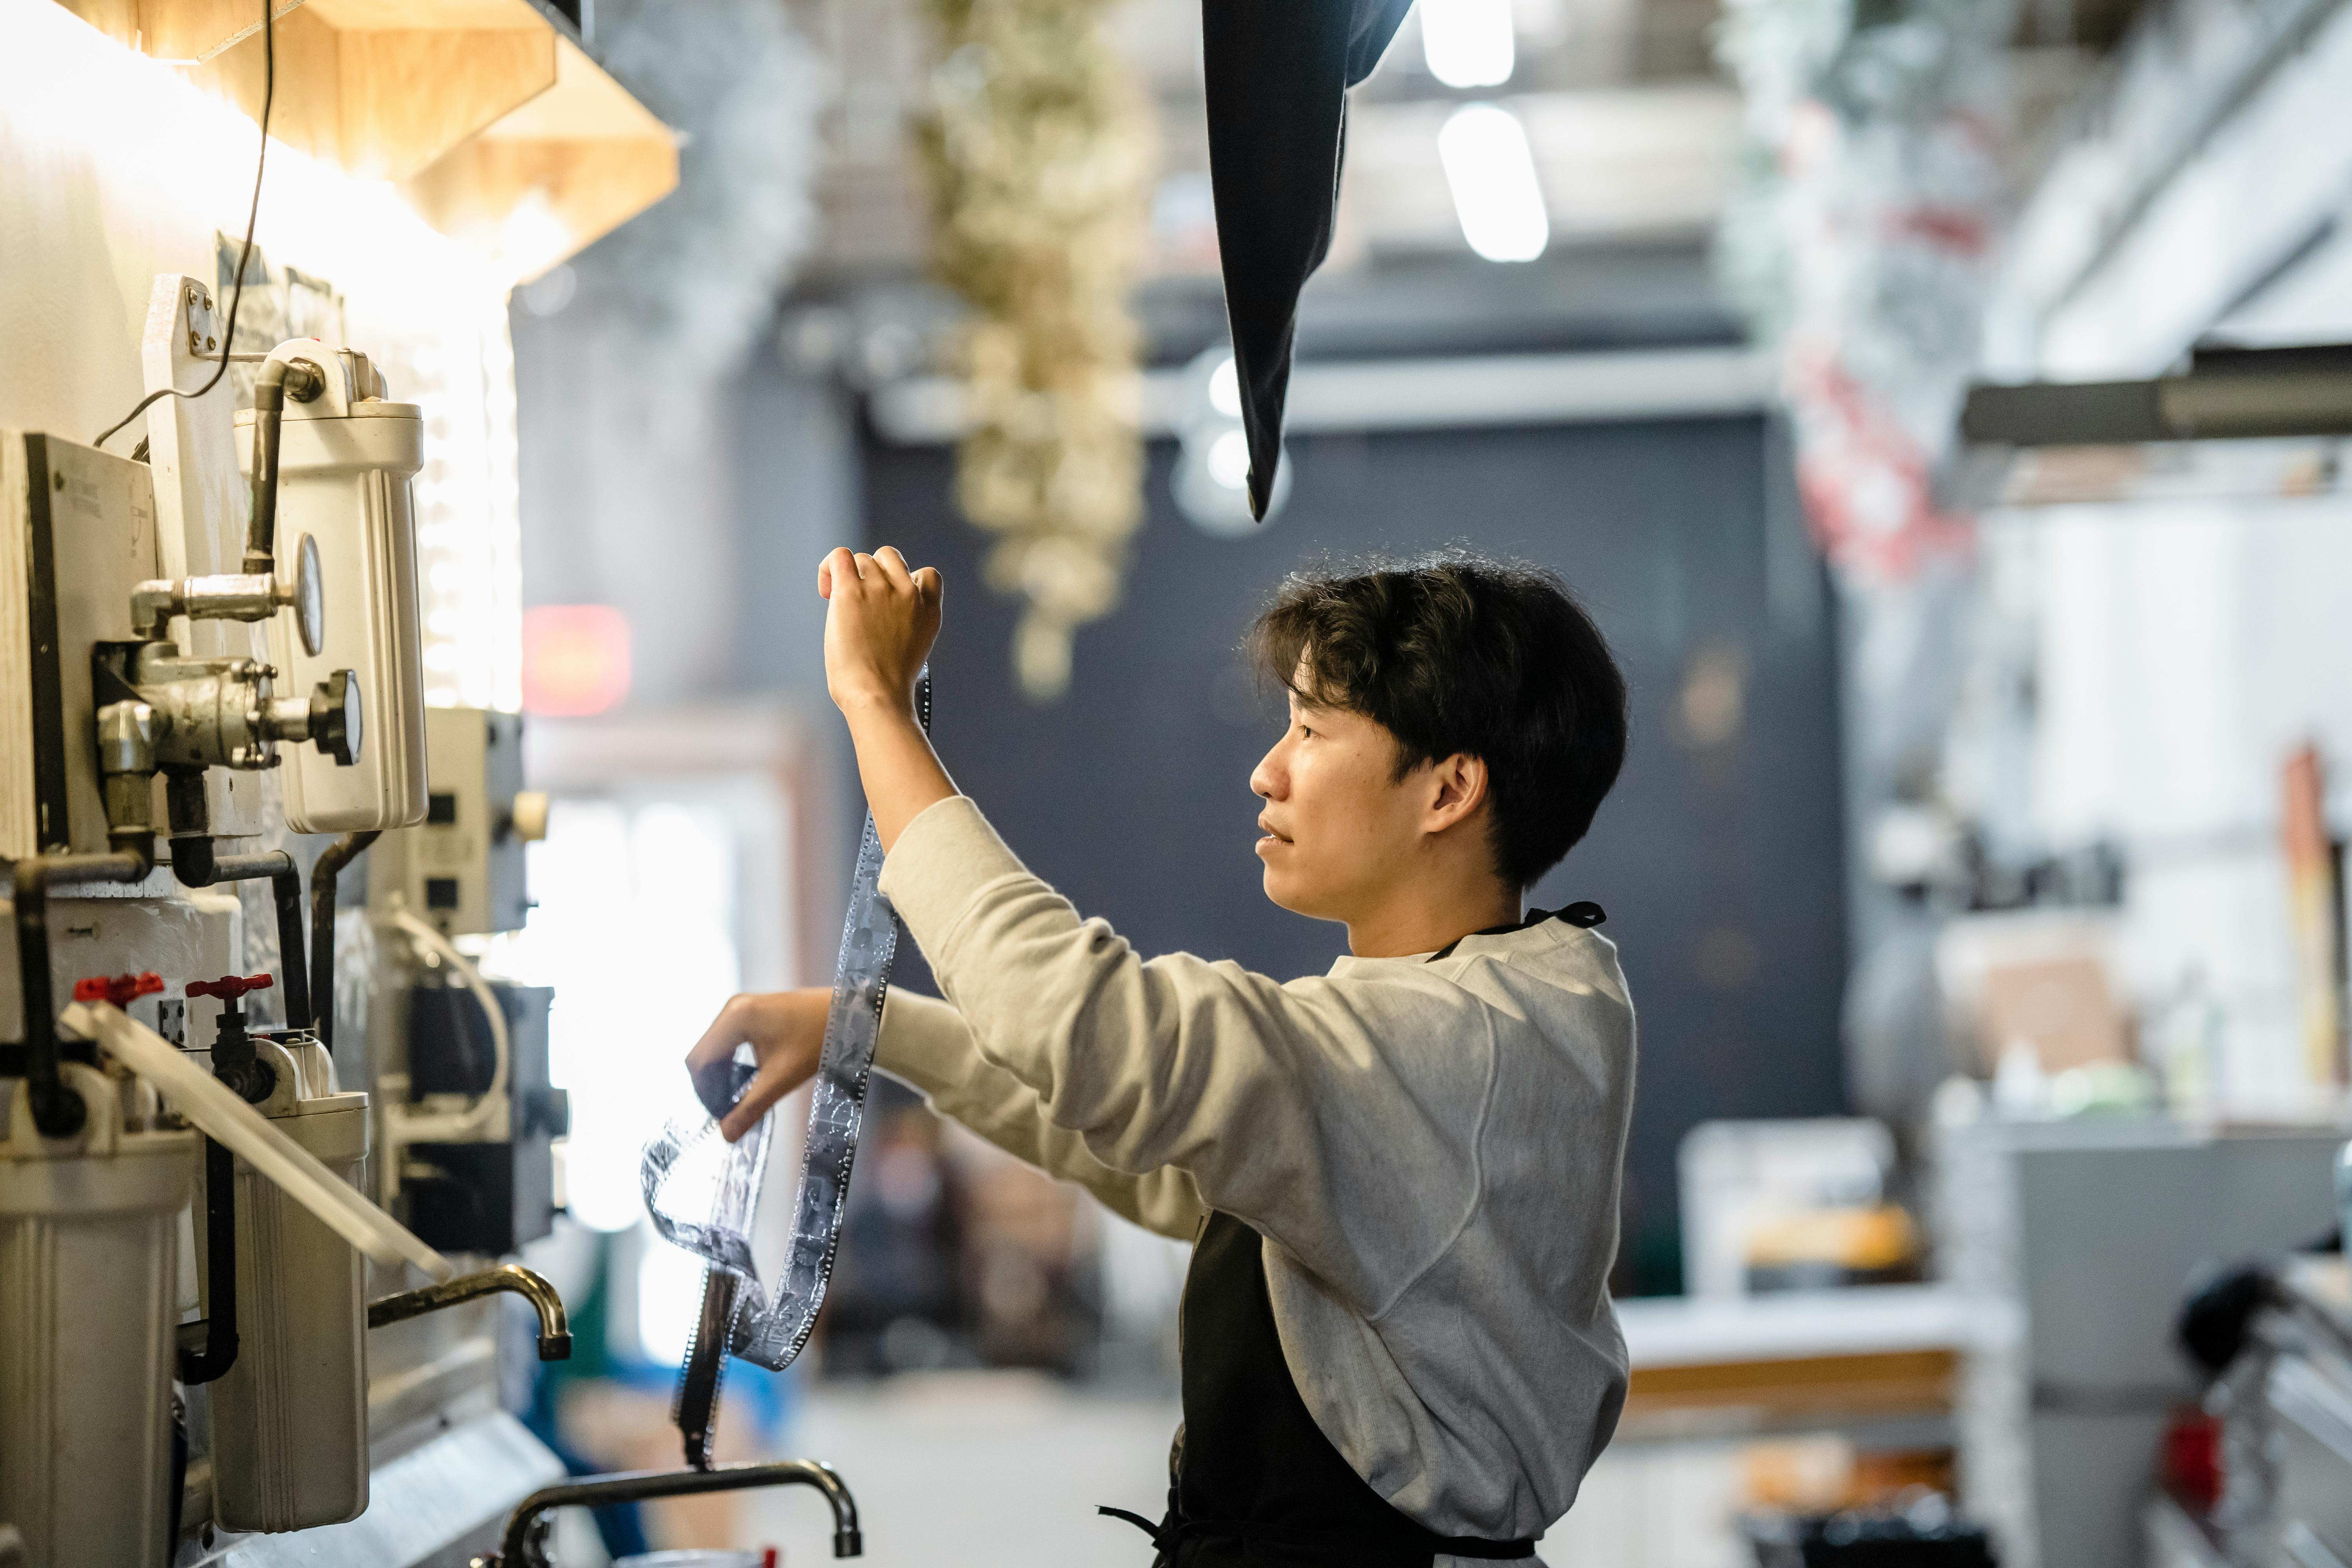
<box><xmin>0</xmin><ymin>276</ymin><xmax>862</xmax><ymax>1567</ymax></box>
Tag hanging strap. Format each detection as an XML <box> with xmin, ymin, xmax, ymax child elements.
<box><xmin>663</xmin><ymin>668</ymin><xmax>930</xmax><ymax>1478</ymax></box>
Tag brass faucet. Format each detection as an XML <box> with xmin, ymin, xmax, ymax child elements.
<box><xmin>368</xmin><ymin>1264</ymin><xmax>571</xmax><ymax>1360</ymax></box>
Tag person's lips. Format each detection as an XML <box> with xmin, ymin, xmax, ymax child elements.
<box><xmin>1256</xmin><ymin>815</ymin><xmax>1292</xmax><ymax>851</ymax></box>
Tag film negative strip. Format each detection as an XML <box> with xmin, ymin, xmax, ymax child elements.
<box><xmin>652</xmin><ymin>670</ymin><xmax>928</xmax><ymax>1457</ymax></box>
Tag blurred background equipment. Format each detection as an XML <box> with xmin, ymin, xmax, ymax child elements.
<box><xmin>1681</xmin><ymin>1120</ymin><xmax>1914</xmax><ymax>1299</ymax></box>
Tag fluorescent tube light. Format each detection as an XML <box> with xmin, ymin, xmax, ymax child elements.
<box><xmin>1438</xmin><ymin>103</ymin><xmax>1550</xmax><ymax>262</ymax></box>
<box><xmin>1422</xmin><ymin>0</ymin><xmax>1515</xmax><ymax>87</ymax></box>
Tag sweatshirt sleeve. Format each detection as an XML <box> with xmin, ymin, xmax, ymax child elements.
<box><xmin>876</xmin><ymin>795</ymin><xmax>1484</xmax><ymax>1316</ymax></box>
<box><xmin>876</xmin><ymin>987</ymin><xmax>1207</xmax><ymax>1242</ymax></box>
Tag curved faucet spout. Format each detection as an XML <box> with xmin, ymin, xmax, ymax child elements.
<box><xmin>368</xmin><ymin>1263</ymin><xmax>571</xmax><ymax>1360</ymax></box>
<box><xmin>495</xmin><ymin>1459</ymin><xmax>862</xmax><ymax>1563</ymax></box>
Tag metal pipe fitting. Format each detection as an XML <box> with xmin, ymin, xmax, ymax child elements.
<box><xmin>94</xmin><ymin>699</ymin><xmax>158</xmax><ymax>855</ymax></box>
<box><xmin>493</xmin><ymin>1459</ymin><xmax>863</xmax><ymax>1565</ymax></box>
<box><xmin>368</xmin><ymin>1264</ymin><xmax>572</xmax><ymax>1361</ymax></box>
<box><xmin>131</xmin><ymin>536</ymin><xmax>327</xmax><ymax>655</ymax></box>
<box><xmin>13</xmin><ymin>848</ymin><xmax>154</xmax><ymax>1138</ymax></box>
<box><xmin>106</xmin><ymin>640</ymin><xmax>357</xmax><ymax>775</ymax></box>
<box><xmin>130</xmin><ymin>574</ymin><xmax>279</xmax><ymax>640</ymax></box>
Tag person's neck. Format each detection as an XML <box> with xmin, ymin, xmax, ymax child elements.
<box><xmin>1345</xmin><ymin>880</ymin><xmax>1525</xmax><ymax>960</ymax></box>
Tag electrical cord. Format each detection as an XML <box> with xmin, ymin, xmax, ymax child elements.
<box><xmin>93</xmin><ymin>0</ymin><xmax>276</xmax><ymax>450</ymax></box>
<box><xmin>392</xmin><ymin>908</ymin><xmax>511</xmax><ymax>1138</ymax></box>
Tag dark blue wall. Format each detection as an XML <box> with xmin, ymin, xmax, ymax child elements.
<box><xmin>860</xmin><ymin>414</ymin><xmax>1846</xmax><ymax>1293</ymax></box>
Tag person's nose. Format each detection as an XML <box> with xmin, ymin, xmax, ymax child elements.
<box><xmin>1250</xmin><ymin>740</ymin><xmax>1285</xmax><ymax>801</ymax></box>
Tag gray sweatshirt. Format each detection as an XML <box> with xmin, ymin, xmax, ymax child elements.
<box><xmin>872</xmin><ymin>795</ymin><xmax>1637</xmax><ymax>1546</ymax></box>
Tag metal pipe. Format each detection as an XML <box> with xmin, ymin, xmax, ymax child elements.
<box><xmin>176</xmin><ymin>1137</ymin><xmax>240</xmax><ymax>1384</ymax></box>
<box><xmin>13</xmin><ymin>848</ymin><xmax>153</xmax><ymax>1138</ymax></box>
<box><xmin>368</xmin><ymin>1263</ymin><xmax>572</xmax><ymax>1361</ymax></box>
<box><xmin>169</xmin><ymin>848</ymin><xmax>311</xmax><ymax>1033</ymax></box>
<box><xmin>495</xmin><ymin>1460</ymin><xmax>863</xmax><ymax>1565</ymax></box>
<box><xmin>309</xmin><ymin>831</ymin><xmax>377</xmax><ymax>1052</ymax></box>
<box><xmin>244</xmin><ymin>356</ymin><xmax>323</xmax><ymax>577</ymax></box>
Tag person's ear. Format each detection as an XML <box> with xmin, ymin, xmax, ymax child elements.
<box><xmin>1424</xmin><ymin>753</ymin><xmax>1489</xmax><ymax>833</ymax></box>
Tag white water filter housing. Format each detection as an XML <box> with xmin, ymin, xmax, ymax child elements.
<box><xmin>0</xmin><ymin>1066</ymin><xmax>195</xmax><ymax>1568</ymax></box>
<box><xmin>238</xmin><ymin>338</ymin><xmax>428</xmax><ymax>832</ymax></box>
<box><xmin>209</xmin><ymin>1039</ymin><xmax>374</xmax><ymax>1533</ymax></box>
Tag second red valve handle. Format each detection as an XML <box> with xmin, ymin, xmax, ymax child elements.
<box><xmin>187</xmin><ymin>974</ymin><xmax>276</xmax><ymax>1003</ymax></box>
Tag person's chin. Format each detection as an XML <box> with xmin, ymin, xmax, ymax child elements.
<box><xmin>1258</xmin><ymin>865</ymin><xmax>1316</xmax><ymax>917</ymax></box>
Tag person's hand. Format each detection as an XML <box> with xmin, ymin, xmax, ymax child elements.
<box><xmin>685</xmin><ymin>988</ymin><xmax>832</xmax><ymax>1142</ymax></box>
<box><xmin>819</xmin><ymin>546</ymin><xmax>941</xmax><ymax>719</ymax></box>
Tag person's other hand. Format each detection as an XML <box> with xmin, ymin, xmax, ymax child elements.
<box><xmin>819</xmin><ymin>546</ymin><xmax>941</xmax><ymax>718</ymax></box>
<box><xmin>685</xmin><ymin>988</ymin><xmax>831</xmax><ymax>1142</ymax></box>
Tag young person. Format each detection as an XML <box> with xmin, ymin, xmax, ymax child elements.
<box><xmin>687</xmin><ymin>546</ymin><xmax>1636</xmax><ymax>1567</ymax></box>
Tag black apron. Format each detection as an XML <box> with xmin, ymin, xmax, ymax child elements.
<box><xmin>1101</xmin><ymin>904</ymin><xmax>1603</xmax><ymax>1566</ymax></box>
<box><xmin>1102</xmin><ymin>1213</ymin><xmax>1539</xmax><ymax>1567</ymax></box>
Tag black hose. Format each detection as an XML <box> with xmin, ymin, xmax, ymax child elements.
<box><xmin>263</xmin><ymin>860</ymin><xmax>311</xmax><ymax>1031</ymax></box>
<box><xmin>169</xmin><ymin>848</ymin><xmax>311</xmax><ymax>1033</ymax></box>
<box><xmin>246</xmin><ymin>359</ymin><xmax>290</xmax><ymax>577</ymax></box>
<box><xmin>309</xmin><ymin>831</ymin><xmax>379</xmax><ymax>1052</ymax></box>
<box><xmin>176</xmin><ymin>1137</ymin><xmax>241</xmax><ymax>1385</ymax></box>
<box><xmin>244</xmin><ymin>357</ymin><xmax>324</xmax><ymax>577</ymax></box>
<box><xmin>15</xmin><ymin>849</ymin><xmax>153</xmax><ymax>1138</ymax></box>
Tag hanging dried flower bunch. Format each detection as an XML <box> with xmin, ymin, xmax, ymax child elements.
<box><xmin>1713</xmin><ymin>0</ymin><xmax>2012</xmax><ymax>585</ymax></box>
<box><xmin>913</xmin><ymin>0</ymin><xmax>1156</xmax><ymax>701</ymax></box>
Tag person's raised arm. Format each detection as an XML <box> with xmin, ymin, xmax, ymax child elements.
<box><xmin>819</xmin><ymin>545</ymin><xmax>955</xmax><ymax>852</ymax></box>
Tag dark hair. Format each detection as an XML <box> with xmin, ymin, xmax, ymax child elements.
<box><xmin>1249</xmin><ymin>550</ymin><xmax>1628</xmax><ymax>889</ymax></box>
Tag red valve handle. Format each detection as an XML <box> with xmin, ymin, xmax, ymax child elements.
<box><xmin>186</xmin><ymin>973</ymin><xmax>274</xmax><ymax>1002</ymax></box>
<box><xmin>71</xmin><ymin>971</ymin><xmax>166</xmax><ymax>1007</ymax></box>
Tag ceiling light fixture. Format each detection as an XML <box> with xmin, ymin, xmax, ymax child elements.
<box><xmin>1422</xmin><ymin>0</ymin><xmax>1515</xmax><ymax>88</ymax></box>
<box><xmin>1438</xmin><ymin>103</ymin><xmax>1550</xmax><ymax>263</ymax></box>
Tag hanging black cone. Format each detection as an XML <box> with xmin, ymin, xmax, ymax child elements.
<box><xmin>1202</xmin><ymin>0</ymin><xmax>1414</xmax><ymax>520</ymax></box>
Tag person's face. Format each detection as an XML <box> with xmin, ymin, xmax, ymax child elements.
<box><xmin>1249</xmin><ymin>690</ymin><xmax>1432</xmax><ymax>923</ymax></box>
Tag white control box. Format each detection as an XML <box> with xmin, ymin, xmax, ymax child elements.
<box><xmin>370</xmin><ymin>706</ymin><xmax>541</xmax><ymax>937</ymax></box>
<box><xmin>238</xmin><ymin>340</ymin><xmax>429</xmax><ymax>833</ymax></box>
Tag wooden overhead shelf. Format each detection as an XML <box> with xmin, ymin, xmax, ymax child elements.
<box><xmin>53</xmin><ymin>0</ymin><xmax>676</xmax><ymax>278</ymax></box>
<box><xmin>405</xmin><ymin>31</ymin><xmax>678</xmax><ymax>280</ymax></box>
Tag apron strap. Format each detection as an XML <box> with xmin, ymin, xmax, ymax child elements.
<box><xmin>1099</xmin><ymin>1504</ymin><xmax>1170</xmax><ymax>1549</ymax></box>
<box><xmin>1096</xmin><ymin>1502</ymin><xmax>1539</xmax><ymax>1563</ymax></box>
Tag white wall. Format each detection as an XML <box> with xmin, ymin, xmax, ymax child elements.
<box><xmin>1971</xmin><ymin>0</ymin><xmax>2352</xmax><ymax>1109</ymax></box>
<box><xmin>2004</xmin><ymin>498</ymin><xmax>2352</xmax><ymax>1106</ymax></box>
<box><xmin>0</xmin><ymin>0</ymin><xmax>522</xmax><ymax>707</ymax></box>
